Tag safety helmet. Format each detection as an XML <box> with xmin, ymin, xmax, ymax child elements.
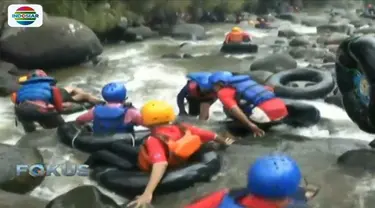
<box><xmin>187</xmin><ymin>72</ymin><xmax>213</xmax><ymax>91</ymax></box>
<box><xmin>232</xmin><ymin>26</ymin><xmax>242</xmax><ymax>32</ymax></box>
<box><xmin>208</xmin><ymin>71</ymin><xmax>233</xmax><ymax>85</ymax></box>
<box><xmin>101</xmin><ymin>82</ymin><xmax>127</xmax><ymax>103</ymax></box>
<box><xmin>247</xmin><ymin>153</ymin><xmax>302</xmax><ymax>199</ymax></box>
<box><xmin>141</xmin><ymin>100</ymin><xmax>176</xmax><ymax>126</ymax></box>
<box><xmin>29</xmin><ymin>69</ymin><xmax>48</xmax><ymax>78</ymax></box>
<box><xmin>368</xmin><ymin>4</ymin><xmax>373</xmax><ymax>8</ymax></box>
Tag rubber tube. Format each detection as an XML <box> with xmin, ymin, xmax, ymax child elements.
<box><xmin>57</xmin><ymin>121</ymin><xmax>149</xmax><ymax>152</ymax></box>
<box><xmin>220</xmin><ymin>42</ymin><xmax>258</xmax><ymax>53</ymax></box>
<box><xmin>91</xmin><ymin>148</ymin><xmax>221</xmax><ymax>196</ymax></box>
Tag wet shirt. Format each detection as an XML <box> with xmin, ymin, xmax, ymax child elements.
<box><xmin>75</xmin><ymin>103</ymin><xmax>142</xmax><ymax>125</ymax></box>
<box><xmin>145</xmin><ymin>124</ymin><xmax>216</xmax><ymax>164</ymax></box>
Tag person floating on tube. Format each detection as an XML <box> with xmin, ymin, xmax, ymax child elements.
<box><xmin>185</xmin><ymin>153</ymin><xmax>319</xmax><ymax>208</ymax></box>
<box><xmin>127</xmin><ymin>100</ymin><xmax>235</xmax><ymax>207</ymax></box>
<box><xmin>208</xmin><ymin>71</ymin><xmax>288</xmax><ymax>137</ymax></box>
<box><xmin>224</xmin><ymin>27</ymin><xmax>252</xmax><ymax>44</ymax></box>
<box><xmin>177</xmin><ymin>72</ymin><xmax>217</xmax><ymax>120</ymax></box>
<box><xmin>76</xmin><ymin>82</ymin><xmax>142</xmax><ymax>134</ymax></box>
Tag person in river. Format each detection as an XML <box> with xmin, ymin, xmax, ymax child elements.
<box><xmin>366</xmin><ymin>4</ymin><xmax>375</xmax><ymax>15</ymax></box>
<box><xmin>185</xmin><ymin>153</ymin><xmax>316</xmax><ymax>208</ymax></box>
<box><xmin>208</xmin><ymin>71</ymin><xmax>288</xmax><ymax>137</ymax></box>
<box><xmin>177</xmin><ymin>72</ymin><xmax>217</xmax><ymax>120</ymax></box>
<box><xmin>127</xmin><ymin>100</ymin><xmax>235</xmax><ymax>208</ymax></box>
<box><xmin>224</xmin><ymin>27</ymin><xmax>252</xmax><ymax>44</ymax></box>
<box><xmin>11</xmin><ymin>69</ymin><xmax>65</xmax><ymax>133</ymax></box>
<box><xmin>76</xmin><ymin>82</ymin><xmax>142</xmax><ymax>134</ymax></box>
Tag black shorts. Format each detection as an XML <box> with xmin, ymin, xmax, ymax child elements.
<box><xmin>186</xmin><ymin>97</ymin><xmax>215</xmax><ymax>116</ymax></box>
<box><xmin>58</xmin><ymin>87</ymin><xmax>74</xmax><ymax>102</ymax></box>
<box><xmin>15</xmin><ymin>102</ymin><xmax>65</xmax><ymax>129</ymax></box>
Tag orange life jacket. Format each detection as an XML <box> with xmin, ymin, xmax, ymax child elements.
<box><xmin>225</xmin><ymin>31</ymin><xmax>244</xmax><ymax>43</ymax></box>
<box><xmin>138</xmin><ymin>124</ymin><xmax>202</xmax><ymax>172</ymax></box>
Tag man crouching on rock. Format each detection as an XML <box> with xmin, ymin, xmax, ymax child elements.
<box><xmin>11</xmin><ymin>69</ymin><xmax>102</xmax><ymax>133</ymax></box>
<box><xmin>127</xmin><ymin>100</ymin><xmax>234</xmax><ymax>208</ymax></box>
<box><xmin>208</xmin><ymin>71</ymin><xmax>288</xmax><ymax>137</ymax></box>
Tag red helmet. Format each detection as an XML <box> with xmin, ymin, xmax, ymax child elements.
<box><xmin>368</xmin><ymin>4</ymin><xmax>373</xmax><ymax>8</ymax></box>
<box><xmin>29</xmin><ymin>69</ymin><xmax>47</xmax><ymax>78</ymax></box>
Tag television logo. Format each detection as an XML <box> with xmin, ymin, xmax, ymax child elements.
<box><xmin>8</xmin><ymin>4</ymin><xmax>43</xmax><ymax>27</ymax></box>
<box><xmin>16</xmin><ymin>163</ymin><xmax>90</xmax><ymax>177</ymax></box>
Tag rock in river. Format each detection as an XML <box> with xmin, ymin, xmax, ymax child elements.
<box><xmin>0</xmin><ymin>190</ymin><xmax>47</xmax><ymax>208</ymax></box>
<box><xmin>0</xmin><ymin>16</ymin><xmax>103</xmax><ymax>69</ymax></box>
<box><xmin>0</xmin><ymin>61</ymin><xmax>21</xmax><ymax>96</ymax></box>
<box><xmin>46</xmin><ymin>185</ymin><xmax>123</xmax><ymax>208</ymax></box>
<box><xmin>0</xmin><ymin>144</ymin><xmax>43</xmax><ymax>193</ymax></box>
<box><xmin>250</xmin><ymin>54</ymin><xmax>297</xmax><ymax>73</ymax></box>
<box><xmin>171</xmin><ymin>23</ymin><xmax>206</xmax><ymax>40</ymax></box>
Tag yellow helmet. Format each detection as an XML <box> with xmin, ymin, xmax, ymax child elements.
<box><xmin>141</xmin><ymin>100</ymin><xmax>176</xmax><ymax>126</ymax></box>
<box><xmin>232</xmin><ymin>26</ymin><xmax>242</xmax><ymax>32</ymax></box>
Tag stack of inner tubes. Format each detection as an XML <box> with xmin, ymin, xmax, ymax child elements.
<box><xmin>335</xmin><ymin>36</ymin><xmax>375</xmax><ymax>133</ymax></box>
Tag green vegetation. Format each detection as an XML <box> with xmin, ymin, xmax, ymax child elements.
<box><xmin>27</xmin><ymin>0</ymin><xmax>254</xmax><ymax>33</ymax></box>
<box><xmin>26</xmin><ymin>0</ymin><xmax>369</xmax><ymax>33</ymax></box>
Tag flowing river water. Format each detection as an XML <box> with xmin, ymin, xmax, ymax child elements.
<box><xmin>1</xmin><ymin>22</ymin><xmax>375</xmax><ymax>207</ymax></box>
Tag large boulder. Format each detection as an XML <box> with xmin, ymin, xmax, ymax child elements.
<box><xmin>0</xmin><ymin>61</ymin><xmax>21</xmax><ymax>96</ymax></box>
<box><xmin>46</xmin><ymin>185</ymin><xmax>123</xmax><ymax>208</ymax></box>
<box><xmin>276</xmin><ymin>13</ymin><xmax>300</xmax><ymax>23</ymax></box>
<box><xmin>316</xmin><ymin>33</ymin><xmax>349</xmax><ymax>45</ymax></box>
<box><xmin>0</xmin><ymin>16</ymin><xmax>103</xmax><ymax>69</ymax></box>
<box><xmin>0</xmin><ymin>190</ymin><xmax>47</xmax><ymax>208</ymax></box>
<box><xmin>123</xmin><ymin>25</ymin><xmax>158</xmax><ymax>42</ymax></box>
<box><xmin>171</xmin><ymin>23</ymin><xmax>206</xmax><ymax>40</ymax></box>
<box><xmin>289</xmin><ymin>47</ymin><xmax>335</xmax><ymax>61</ymax></box>
<box><xmin>289</xmin><ymin>36</ymin><xmax>311</xmax><ymax>47</ymax></box>
<box><xmin>277</xmin><ymin>29</ymin><xmax>301</xmax><ymax>38</ymax></box>
<box><xmin>317</xmin><ymin>23</ymin><xmax>354</xmax><ymax>35</ymax></box>
<box><xmin>354</xmin><ymin>26</ymin><xmax>375</xmax><ymax>34</ymax></box>
<box><xmin>0</xmin><ymin>144</ymin><xmax>43</xmax><ymax>193</ymax></box>
<box><xmin>247</xmin><ymin>70</ymin><xmax>274</xmax><ymax>84</ymax></box>
<box><xmin>337</xmin><ymin>149</ymin><xmax>375</xmax><ymax>171</ymax></box>
<box><xmin>301</xmin><ymin>16</ymin><xmax>328</xmax><ymax>26</ymax></box>
<box><xmin>250</xmin><ymin>54</ymin><xmax>297</xmax><ymax>73</ymax></box>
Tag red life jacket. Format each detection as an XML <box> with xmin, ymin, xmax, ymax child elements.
<box><xmin>187</xmin><ymin>81</ymin><xmax>216</xmax><ymax>101</ymax></box>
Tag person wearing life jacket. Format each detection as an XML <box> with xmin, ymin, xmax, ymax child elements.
<box><xmin>185</xmin><ymin>153</ymin><xmax>315</xmax><ymax>208</ymax></box>
<box><xmin>255</xmin><ymin>18</ymin><xmax>269</xmax><ymax>29</ymax></box>
<box><xmin>11</xmin><ymin>70</ymin><xmax>103</xmax><ymax>109</ymax></box>
<box><xmin>12</xmin><ymin>69</ymin><xmax>65</xmax><ymax>133</ymax></box>
<box><xmin>224</xmin><ymin>27</ymin><xmax>252</xmax><ymax>44</ymax></box>
<box><xmin>366</xmin><ymin>4</ymin><xmax>375</xmax><ymax>15</ymax></box>
<box><xmin>127</xmin><ymin>100</ymin><xmax>235</xmax><ymax>208</ymax></box>
<box><xmin>76</xmin><ymin>82</ymin><xmax>142</xmax><ymax>134</ymax></box>
<box><xmin>209</xmin><ymin>71</ymin><xmax>288</xmax><ymax>137</ymax></box>
<box><xmin>177</xmin><ymin>72</ymin><xmax>217</xmax><ymax>120</ymax></box>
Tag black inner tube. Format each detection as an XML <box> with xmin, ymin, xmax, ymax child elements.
<box><xmin>57</xmin><ymin>121</ymin><xmax>149</xmax><ymax>152</ymax></box>
<box><xmin>90</xmin><ymin>146</ymin><xmax>221</xmax><ymax>196</ymax></box>
<box><xmin>279</xmin><ymin>70</ymin><xmax>323</xmax><ymax>85</ymax></box>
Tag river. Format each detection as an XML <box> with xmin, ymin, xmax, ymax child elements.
<box><xmin>2</xmin><ymin>21</ymin><xmax>375</xmax><ymax>207</ymax></box>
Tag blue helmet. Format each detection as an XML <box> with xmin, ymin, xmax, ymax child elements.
<box><xmin>208</xmin><ymin>71</ymin><xmax>233</xmax><ymax>85</ymax></box>
<box><xmin>247</xmin><ymin>153</ymin><xmax>302</xmax><ymax>199</ymax></box>
<box><xmin>101</xmin><ymin>82</ymin><xmax>127</xmax><ymax>103</ymax></box>
<box><xmin>187</xmin><ymin>72</ymin><xmax>212</xmax><ymax>91</ymax></box>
